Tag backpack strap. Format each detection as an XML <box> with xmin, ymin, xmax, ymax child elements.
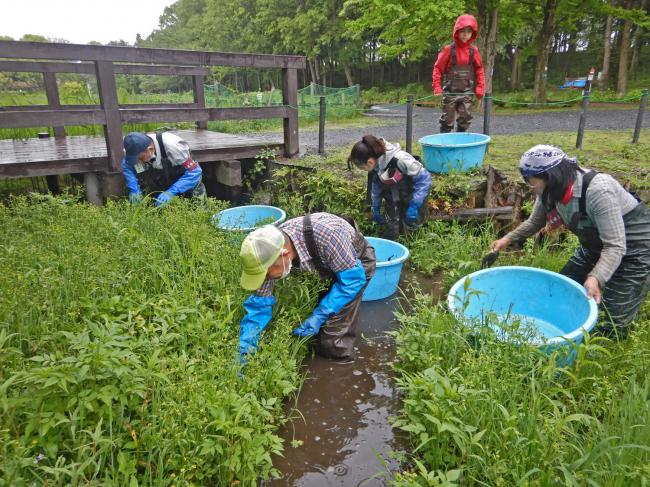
<box><xmin>469</xmin><ymin>46</ymin><xmax>475</xmax><ymax>67</ymax></box>
<box><xmin>302</xmin><ymin>214</ymin><xmax>333</xmax><ymax>279</ymax></box>
<box><xmin>386</xmin><ymin>156</ymin><xmax>400</xmax><ymax>171</ymax></box>
<box><xmin>155</xmin><ymin>132</ymin><xmax>168</xmax><ymax>160</ymax></box>
<box><xmin>450</xmin><ymin>44</ymin><xmax>457</xmax><ymax>67</ymax></box>
<box><xmin>579</xmin><ymin>170</ymin><xmax>599</xmax><ymax>215</ymax></box>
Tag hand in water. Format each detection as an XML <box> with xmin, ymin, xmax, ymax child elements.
<box><xmin>584</xmin><ymin>276</ymin><xmax>601</xmax><ymax>304</ymax></box>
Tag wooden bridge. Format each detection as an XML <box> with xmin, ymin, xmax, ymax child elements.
<box><xmin>0</xmin><ymin>40</ymin><xmax>305</xmax><ymax>202</ymax></box>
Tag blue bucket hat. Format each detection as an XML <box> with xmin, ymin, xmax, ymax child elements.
<box><xmin>519</xmin><ymin>144</ymin><xmax>576</xmax><ymax>178</ymax></box>
<box><xmin>123</xmin><ymin>132</ymin><xmax>152</xmax><ymax>165</ymax></box>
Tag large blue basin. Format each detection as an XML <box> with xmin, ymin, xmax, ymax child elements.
<box><xmin>419</xmin><ymin>132</ymin><xmax>490</xmax><ymax>173</ymax></box>
<box><xmin>212</xmin><ymin>205</ymin><xmax>286</xmax><ymax>232</ymax></box>
<box><xmin>447</xmin><ymin>266</ymin><xmax>598</xmax><ymax>347</ymax></box>
<box><xmin>363</xmin><ymin>237</ymin><xmax>410</xmax><ymax>301</ymax></box>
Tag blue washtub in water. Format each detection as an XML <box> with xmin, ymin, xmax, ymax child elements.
<box><xmin>212</xmin><ymin>205</ymin><xmax>286</xmax><ymax>232</ymax></box>
<box><xmin>363</xmin><ymin>237</ymin><xmax>410</xmax><ymax>301</ymax></box>
<box><xmin>419</xmin><ymin>132</ymin><xmax>491</xmax><ymax>173</ymax></box>
<box><xmin>447</xmin><ymin>266</ymin><xmax>598</xmax><ymax>355</ymax></box>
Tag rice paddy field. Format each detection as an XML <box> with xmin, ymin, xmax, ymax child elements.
<box><xmin>1</xmin><ymin>131</ymin><xmax>649</xmax><ymax>485</ymax></box>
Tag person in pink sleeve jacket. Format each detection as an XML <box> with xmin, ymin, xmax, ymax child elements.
<box><xmin>432</xmin><ymin>14</ymin><xmax>485</xmax><ymax>133</ymax></box>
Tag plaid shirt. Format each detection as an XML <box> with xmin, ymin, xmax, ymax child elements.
<box><xmin>506</xmin><ymin>170</ymin><xmax>640</xmax><ymax>285</ymax></box>
<box><xmin>255</xmin><ymin>213</ymin><xmax>360</xmax><ymax>297</ymax></box>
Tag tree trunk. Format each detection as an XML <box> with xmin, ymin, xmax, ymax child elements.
<box><xmin>510</xmin><ymin>45</ymin><xmax>521</xmax><ymax>90</ymax></box>
<box><xmin>314</xmin><ymin>56</ymin><xmax>321</xmax><ymax>85</ymax></box>
<box><xmin>598</xmin><ymin>15</ymin><xmax>613</xmax><ymax>90</ymax></box>
<box><xmin>533</xmin><ymin>0</ymin><xmax>558</xmax><ymax>103</ymax></box>
<box><xmin>484</xmin><ymin>7</ymin><xmax>499</xmax><ymax>97</ymax></box>
<box><xmin>616</xmin><ymin>1</ymin><xmax>632</xmax><ymax>97</ymax></box>
<box><xmin>308</xmin><ymin>59</ymin><xmax>317</xmax><ymax>85</ymax></box>
<box><xmin>475</xmin><ymin>2</ymin><xmax>499</xmax><ymax>109</ymax></box>
<box><xmin>628</xmin><ymin>0</ymin><xmax>646</xmax><ymax>81</ymax></box>
<box><xmin>341</xmin><ymin>59</ymin><xmax>354</xmax><ymax>86</ymax></box>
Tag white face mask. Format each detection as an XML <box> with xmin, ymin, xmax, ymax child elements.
<box><xmin>280</xmin><ymin>251</ymin><xmax>292</xmax><ymax>279</ymax></box>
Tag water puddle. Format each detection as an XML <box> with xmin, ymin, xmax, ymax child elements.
<box><xmin>264</xmin><ymin>270</ymin><xmax>444</xmax><ymax>486</ymax></box>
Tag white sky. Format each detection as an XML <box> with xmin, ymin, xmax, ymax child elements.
<box><xmin>0</xmin><ymin>0</ymin><xmax>175</xmax><ymax>45</ymax></box>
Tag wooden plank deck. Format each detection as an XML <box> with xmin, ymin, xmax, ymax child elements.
<box><xmin>0</xmin><ymin>130</ymin><xmax>284</xmax><ymax>178</ymax></box>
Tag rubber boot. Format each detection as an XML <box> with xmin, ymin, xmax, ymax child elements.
<box><xmin>440</xmin><ymin>125</ymin><xmax>453</xmax><ymax>133</ymax></box>
<box><xmin>456</xmin><ymin>125</ymin><xmax>468</xmax><ymax>133</ymax></box>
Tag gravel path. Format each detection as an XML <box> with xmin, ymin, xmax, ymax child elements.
<box><xmin>255</xmin><ymin>105</ymin><xmax>648</xmax><ymax>153</ymax></box>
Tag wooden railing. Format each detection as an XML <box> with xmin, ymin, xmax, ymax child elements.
<box><xmin>0</xmin><ymin>41</ymin><xmax>305</xmax><ymax>172</ymax></box>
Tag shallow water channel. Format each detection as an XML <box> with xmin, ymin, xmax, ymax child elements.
<box><xmin>264</xmin><ymin>271</ymin><xmax>442</xmax><ymax>486</ymax></box>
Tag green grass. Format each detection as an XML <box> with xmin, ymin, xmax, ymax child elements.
<box><xmin>390</xmin><ymin>262</ymin><xmax>650</xmax><ymax>485</ymax></box>
<box><xmin>0</xmin><ymin>195</ymin><xmax>324</xmax><ymax>485</ymax></box>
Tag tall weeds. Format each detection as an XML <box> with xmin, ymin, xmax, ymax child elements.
<box><xmin>0</xmin><ymin>195</ymin><xmax>319</xmax><ymax>485</ymax></box>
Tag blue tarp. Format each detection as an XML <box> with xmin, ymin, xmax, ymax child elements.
<box><xmin>559</xmin><ymin>78</ymin><xmax>587</xmax><ymax>89</ymax></box>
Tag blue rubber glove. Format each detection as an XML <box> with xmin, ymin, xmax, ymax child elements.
<box><xmin>292</xmin><ymin>307</ymin><xmax>330</xmax><ymax>337</ymax></box>
<box><xmin>165</xmin><ymin>163</ymin><xmax>202</xmax><ymax>195</ymax></box>
<box><xmin>292</xmin><ymin>261</ymin><xmax>366</xmax><ymax>337</ymax></box>
<box><xmin>410</xmin><ymin>169</ymin><xmax>432</xmax><ymax>208</ymax></box>
<box><xmin>406</xmin><ymin>202</ymin><xmax>420</xmax><ymax>225</ymax></box>
<box><xmin>239</xmin><ymin>295</ymin><xmax>276</xmax><ymax>362</ymax></box>
<box><xmin>121</xmin><ymin>158</ymin><xmax>143</xmax><ymax>204</ymax></box>
<box><xmin>128</xmin><ymin>192</ymin><xmax>143</xmax><ymax>204</ymax></box>
<box><xmin>372</xmin><ymin>206</ymin><xmax>384</xmax><ymax>225</ymax></box>
<box><xmin>155</xmin><ymin>191</ymin><xmax>174</xmax><ymax>207</ymax></box>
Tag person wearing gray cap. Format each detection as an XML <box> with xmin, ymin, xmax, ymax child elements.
<box><xmin>121</xmin><ymin>131</ymin><xmax>206</xmax><ymax>206</ymax></box>
<box><xmin>491</xmin><ymin>144</ymin><xmax>650</xmax><ymax>338</ymax></box>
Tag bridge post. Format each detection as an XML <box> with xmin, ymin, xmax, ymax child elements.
<box><xmin>282</xmin><ymin>68</ymin><xmax>299</xmax><ymax>156</ymax></box>
<box><xmin>94</xmin><ymin>61</ymin><xmax>123</xmax><ymax>174</ymax></box>
<box><xmin>43</xmin><ymin>72</ymin><xmax>65</xmax><ymax>139</ymax></box>
<box><xmin>193</xmin><ymin>75</ymin><xmax>208</xmax><ymax>130</ymax></box>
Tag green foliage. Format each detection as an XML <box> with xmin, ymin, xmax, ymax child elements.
<box><xmin>344</xmin><ymin>0</ymin><xmax>466</xmax><ymax>60</ymax></box>
<box><xmin>264</xmin><ymin>163</ymin><xmax>372</xmax><ymax>233</ymax></box>
<box><xmin>0</xmin><ymin>196</ymin><xmax>320</xmax><ymax>485</ymax></box>
<box><xmin>392</xmin><ymin>295</ymin><xmax>650</xmax><ymax>485</ymax></box>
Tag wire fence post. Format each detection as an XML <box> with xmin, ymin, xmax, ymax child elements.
<box><xmin>318</xmin><ymin>95</ymin><xmax>326</xmax><ymax>154</ymax></box>
<box><xmin>576</xmin><ymin>91</ymin><xmax>591</xmax><ymax>149</ymax></box>
<box><xmin>632</xmin><ymin>88</ymin><xmax>648</xmax><ymax>144</ymax></box>
<box><xmin>483</xmin><ymin>93</ymin><xmax>492</xmax><ymax>136</ymax></box>
<box><xmin>576</xmin><ymin>68</ymin><xmax>595</xmax><ymax>149</ymax></box>
<box><xmin>406</xmin><ymin>94</ymin><xmax>414</xmax><ymax>154</ymax></box>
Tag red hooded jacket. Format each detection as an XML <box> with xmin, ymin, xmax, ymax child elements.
<box><xmin>432</xmin><ymin>14</ymin><xmax>485</xmax><ymax>98</ymax></box>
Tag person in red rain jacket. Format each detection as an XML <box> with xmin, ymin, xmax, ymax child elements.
<box><xmin>432</xmin><ymin>14</ymin><xmax>485</xmax><ymax>133</ymax></box>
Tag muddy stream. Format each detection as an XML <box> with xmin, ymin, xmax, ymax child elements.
<box><xmin>264</xmin><ymin>271</ymin><xmax>443</xmax><ymax>486</ymax></box>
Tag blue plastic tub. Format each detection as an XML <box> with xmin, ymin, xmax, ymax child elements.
<box><xmin>363</xmin><ymin>237</ymin><xmax>410</xmax><ymax>301</ymax></box>
<box><xmin>419</xmin><ymin>132</ymin><xmax>491</xmax><ymax>173</ymax></box>
<box><xmin>447</xmin><ymin>266</ymin><xmax>598</xmax><ymax>357</ymax></box>
<box><xmin>212</xmin><ymin>205</ymin><xmax>286</xmax><ymax>232</ymax></box>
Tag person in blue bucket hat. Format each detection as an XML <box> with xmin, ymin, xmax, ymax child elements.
<box><xmin>122</xmin><ymin>131</ymin><xmax>206</xmax><ymax>206</ymax></box>
<box><xmin>491</xmin><ymin>144</ymin><xmax>650</xmax><ymax>338</ymax></box>
<box><xmin>237</xmin><ymin>213</ymin><xmax>376</xmax><ymax>364</ymax></box>
<box><xmin>348</xmin><ymin>135</ymin><xmax>432</xmax><ymax>240</ymax></box>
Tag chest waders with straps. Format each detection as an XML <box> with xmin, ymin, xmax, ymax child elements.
<box><xmin>302</xmin><ymin>213</ymin><xmax>336</xmax><ymax>282</ymax></box>
<box><xmin>566</xmin><ymin>170</ymin><xmax>603</xmax><ymax>252</ymax></box>
<box><xmin>136</xmin><ymin>132</ymin><xmax>187</xmax><ymax>195</ymax></box>
<box><xmin>558</xmin><ymin>171</ymin><xmax>650</xmax><ymax>334</ymax></box>
<box><xmin>443</xmin><ymin>44</ymin><xmax>475</xmax><ymax>94</ymax></box>
<box><xmin>566</xmin><ymin>170</ymin><xmax>647</xmax><ymax>250</ymax></box>
<box><xmin>300</xmin><ymin>213</ymin><xmax>378</xmax><ymax>359</ymax></box>
<box><xmin>367</xmin><ymin>157</ymin><xmax>416</xmax><ymax>240</ymax></box>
